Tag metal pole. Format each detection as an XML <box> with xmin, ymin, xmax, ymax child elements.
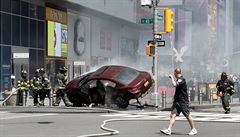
<box><xmin>210</xmin><ymin>89</ymin><xmax>213</xmax><ymax>104</ymax></box>
<box><xmin>162</xmin><ymin>91</ymin><xmax>166</xmax><ymax>109</ymax></box>
<box><xmin>230</xmin><ymin>95</ymin><xmax>233</xmax><ymax>103</ymax></box>
<box><xmin>188</xmin><ymin>89</ymin><xmax>191</xmax><ymax>104</ymax></box>
<box><xmin>23</xmin><ymin>91</ymin><xmax>26</xmax><ymax>106</ymax></box>
<box><xmin>49</xmin><ymin>90</ymin><xmax>52</xmax><ymax>106</ymax></box>
<box><xmin>199</xmin><ymin>91</ymin><xmax>202</xmax><ymax>105</ymax></box>
<box><xmin>152</xmin><ymin>0</ymin><xmax>159</xmax><ymax>108</ymax></box>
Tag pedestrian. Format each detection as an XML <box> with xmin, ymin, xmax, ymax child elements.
<box><xmin>216</xmin><ymin>72</ymin><xmax>235</xmax><ymax>114</ymax></box>
<box><xmin>54</xmin><ymin>67</ymin><xmax>73</xmax><ymax>107</ymax></box>
<box><xmin>17</xmin><ymin>70</ymin><xmax>30</xmax><ymax>106</ymax></box>
<box><xmin>39</xmin><ymin>68</ymin><xmax>51</xmax><ymax>106</ymax></box>
<box><xmin>160</xmin><ymin>68</ymin><xmax>197</xmax><ymax>135</ymax></box>
<box><xmin>30</xmin><ymin>69</ymin><xmax>41</xmax><ymax>106</ymax></box>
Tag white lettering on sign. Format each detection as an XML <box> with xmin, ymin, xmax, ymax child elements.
<box><xmin>13</xmin><ymin>53</ymin><xmax>29</xmax><ymax>59</ymax></box>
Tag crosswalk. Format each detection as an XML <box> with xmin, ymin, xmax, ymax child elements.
<box><xmin>101</xmin><ymin>111</ymin><xmax>240</xmax><ymax>123</ymax></box>
<box><xmin>0</xmin><ymin>111</ymin><xmax>57</xmax><ymax>120</ymax></box>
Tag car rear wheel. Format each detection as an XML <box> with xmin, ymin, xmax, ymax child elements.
<box><xmin>115</xmin><ymin>96</ymin><xmax>129</xmax><ymax>109</ymax></box>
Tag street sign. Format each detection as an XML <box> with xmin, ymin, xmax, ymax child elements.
<box><xmin>154</xmin><ymin>8</ymin><xmax>165</xmax><ymax>33</ymax></box>
<box><xmin>156</xmin><ymin>40</ymin><xmax>165</xmax><ymax>47</ymax></box>
<box><xmin>154</xmin><ymin>34</ymin><xmax>162</xmax><ymax>39</ymax></box>
<box><xmin>140</xmin><ymin>18</ymin><xmax>153</xmax><ymax>24</ymax></box>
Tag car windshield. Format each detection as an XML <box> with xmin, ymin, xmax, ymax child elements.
<box><xmin>115</xmin><ymin>67</ymin><xmax>139</xmax><ymax>85</ymax></box>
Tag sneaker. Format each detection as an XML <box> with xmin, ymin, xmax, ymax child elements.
<box><xmin>188</xmin><ymin>128</ymin><xmax>197</xmax><ymax>135</ymax></box>
<box><xmin>160</xmin><ymin>128</ymin><xmax>171</xmax><ymax>135</ymax></box>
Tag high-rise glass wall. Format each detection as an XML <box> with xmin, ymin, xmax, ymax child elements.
<box><xmin>0</xmin><ymin>0</ymin><xmax>45</xmax><ymax>98</ymax></box>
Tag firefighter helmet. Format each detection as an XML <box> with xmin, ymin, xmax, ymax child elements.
<box><xmin>59</xmin><ymin>67</ymin><xmax>67</xmax><ymax>73</ymax></box>
<box><xmin>21</xmin><ymin>70</ymin><xmax>27</xmax><ymax>78</ymax></box>
<box><xmin>39</xmin><ymin>68</ymin><xmax>45</xmax><ymax>73</ymax></box>
<box><xmin>221</xmin><ymin>72</ymin><xmax>227</xmax><ymax>81</ymax></box>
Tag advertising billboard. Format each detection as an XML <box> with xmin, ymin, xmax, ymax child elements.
<box><xmin>47</xmin><ymin>21</ymin><xmax>68</xmax><ymax>57</ymax></box>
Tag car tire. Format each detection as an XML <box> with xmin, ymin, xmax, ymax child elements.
<box><xmin>115</xmin><ymin>96</ymin><xmax>129</xmax><ymax>109</ymax></box>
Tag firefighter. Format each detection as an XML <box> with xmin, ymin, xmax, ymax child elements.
<box><xmin>54</xmin><ymin>67</ymin><xmax>72</xmax><ymax>107</ymax></box>
<box><xmin>17</xmin><ymin>70</ymin><xmax>30</xmax><ymax>106</ymax></box>
<box><xmin>30</xmin><ymin>69</ymin><xmax>41</xmax><ymax>106</ymax></box>
<box><xmin>39</xmin><ymin>68</ymin><xmax>51</xmax><ymax>106</ymax></box>
<box><xmin>216</xmin><ymin>72</ymin><xmax>235</xmax><ymax>114</ymax></box>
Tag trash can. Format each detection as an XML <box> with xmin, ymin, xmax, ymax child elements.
<box><xmin>3</xmin><ymin>88</ymin><xmax>17</xmax><ymax>106</ymax></box>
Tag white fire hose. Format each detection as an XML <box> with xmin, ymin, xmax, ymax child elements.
<box><xmin>77</xmin><ymin>111</ymin><xmax>163</xmax><ymax>137</ymax></box>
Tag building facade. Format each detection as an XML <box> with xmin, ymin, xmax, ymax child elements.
<box><xmin>0</xmin><ymin>0</ymin><xmax>142</xmax><ymax>99</ymax></box>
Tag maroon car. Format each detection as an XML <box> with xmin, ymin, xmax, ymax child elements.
<box><xmin>65</xmin><ymin>65</ymin><xmax>154</xmax><ymax>108</ymax></box>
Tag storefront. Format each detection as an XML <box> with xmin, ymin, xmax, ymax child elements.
<box><xmin>0</xmin><ymin>0</ymin><xmax>45</xmax><ymax>99</ymax></box>
<box><xmin>45</xmin><ymin>7</ymin><xmax>68</xmax><ymax>83</ymax></box>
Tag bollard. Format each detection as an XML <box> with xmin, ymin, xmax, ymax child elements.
<box><xmin>162</xmin><ymin>91</ymin><xmax>166</xmax><ymax>109</ymax></box>
<box><xmin>49</xmin><ymin>90</ymin><xmax>52</xmax><ymax>106</ymax></box>
<box><xmin>199</xmin><ymin>92</ymin><xmax>203</xmax><ymax>105</ymax></box>
<box><xmin>230</xmin><ymin>95</ymin><xmax>233</xmax><ymax>103</ymax></box>
<box><xmin>52</xmin><ymin>91</ymin><xmax>55</xmax><ymax>106</ymax></box>
<box><xmin>22</xmin><ymin>91</ymin><xmax>26</xmax><ymax>106</ymax></box>
<box><xmin>188</xmin><ymin>89</ymin><xmax>191</xmax><ymax>104</ymax></box>
<box><xmin>210</xmin><ymin>89</ymin><xmax>213</xmax><ymax>104</ymax></box>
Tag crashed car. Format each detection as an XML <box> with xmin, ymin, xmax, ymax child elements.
<box><xmin>65</xmin><ymin>65</ymin><xmax>154</xmax><ymax>108</ymax></box>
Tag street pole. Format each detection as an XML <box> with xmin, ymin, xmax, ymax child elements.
<box><xmin>153</xmin><ymin>0</ymin><xmax>158</xmax><ymax>108</ymax></box>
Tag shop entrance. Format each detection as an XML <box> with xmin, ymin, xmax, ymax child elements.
<box><xmin>12</xmin><ymin>47</ymin><xmax>29</xmax><ymax>87</ymax></box>
<box><xmin>45</xmin><ymin>58</ymin><xmax>66</xmax><ymax>88</ymax></box>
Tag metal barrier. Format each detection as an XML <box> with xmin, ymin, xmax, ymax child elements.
<box><xmin>162</xmin><ymin>91</ymin><xmax>166</xmax><ymax>109</ymax></box>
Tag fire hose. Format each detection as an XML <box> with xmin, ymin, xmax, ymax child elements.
<box><xmin>77</xmin><ymin>111</ymin><xmax>163</xmax><ymax>137</ymax></box>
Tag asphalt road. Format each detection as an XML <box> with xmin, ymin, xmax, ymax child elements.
<box><xmin>0</xmin><ymin>107</ymin><xmax>240</xmax><ymax>137</ymax></box>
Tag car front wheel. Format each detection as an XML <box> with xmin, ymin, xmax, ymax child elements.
<box><xmin>115</xmin><ymin>96</ymin><xmax>129</xmax><ymax>109</ymax></box>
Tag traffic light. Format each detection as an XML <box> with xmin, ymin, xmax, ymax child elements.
<box><xmin>146</xmin><ymin>41</ymin><xmax>155</xmax><ymax>56</ymax></box>
<box><xmin>164</xmin><ymin>8</ymin><xmax>174</xmax><ymax>33</ymax></box>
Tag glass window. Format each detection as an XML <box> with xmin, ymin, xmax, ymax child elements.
<box><xmin>21</xmin><ymin>17</ymin><xmax>29</xmax><ymax>47</ymax></box>
<box><xmin>115</xmin><ymin>67</ymin><xmax>140</xmax><ymax>85</ymax></box>
<box><xmin>30</xmin><ymin>19</ymin><xmax>36</xmax><ymax>48</ymax></box>
<box><xmin>21</xmin><ymin>1</ymin><xmax>28</xmax><ymax>17</ymax></box>
<box><xmin>0</xmin><ymin>46</ymin><xmax>2</xmax><ymax>94</ymax></box>
<box><xmin>1</xmin><ymin>46</ymin><xmax>11</xmax><ymax>91</ymax></box>
<box><xmin>2</xmin><ymin>13</ymin><xmax>11</xmax><ymax>45</ymax></box>
<box><xmin>29</xmin><ymin>4</ymin><xmax>37</xmax><ymax>19</ymax></box>
<box><xmin>37</xmin><ymin>50</ymin><xmax>44</xmax><ymax>68</ymax></box>
<box><xmin>12</xmin><ymin>15</ymin><xmax>20</xmax><ymax>46</ymax></box>
<box><xmin>29</xmin><ymin>49</ymin><xmax>37</xmax><ymax>78</ymax></box>
<box><xmin>11</xmin><ymin>0</ymin><xmax>20</xmax><ymax>14</ymax></box>
<box><xmin>0</xmin><ymin>13</ymin><xmax>1</xmax><ymax>44</ymax></box>
<box><xmin>38</xmin><ymin>21</ymin><xmax>45</xmax><ymax>49</ymax></box>
<box><xmin>37</xmin><ymin>6</ymin><xmax>44</xmax><ymax>20</ymax></box>
<box><xmin>1</xmin><ymin>0</ymin><xmax>11</xmax><ymax>13</ymax></box>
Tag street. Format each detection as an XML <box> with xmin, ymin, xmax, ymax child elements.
<box><xmin>0</xmin><ymin>107</ymin><xmax>240</xmax><ymax>137</ymax></box>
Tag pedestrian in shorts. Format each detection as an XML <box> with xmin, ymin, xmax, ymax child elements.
<box><xmin>160</xmin><ymin>68</ymin><xmax>197</xmax><ymax>135</ymax></box>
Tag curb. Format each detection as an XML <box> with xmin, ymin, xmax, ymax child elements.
<box><xmin>0</xmin><ymin>106</ymin><xmax>119</xmax><ymax>113</ymax></box>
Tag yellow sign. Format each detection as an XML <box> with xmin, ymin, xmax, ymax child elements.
<box><xmin>46</xmin><ymin>7</ymin><xmax>67</xmax><ymax>25</ymax></box>
<box><xmin>47</xmin><ymin>21</ymin><xmax>68</xmax><ymax>58</ymax></box>
<box><xmin>208</xmin><ymin>83</ymin><xmax>218</xmax><ymax>100</ymax></box>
